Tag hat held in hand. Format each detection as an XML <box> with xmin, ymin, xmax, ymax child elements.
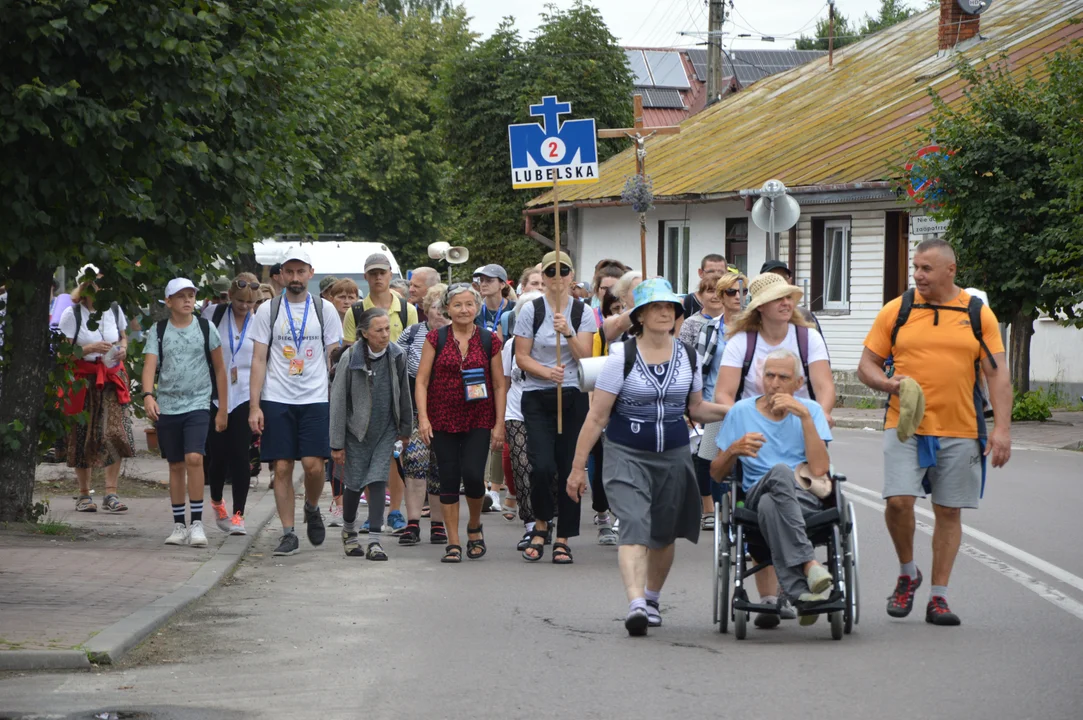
<box><xmin>895</xmin><ymin>377</ymin><xmax>926</xmax><ymax>443</ymax></box>
<box><xmin>794</xmin><ymin>462</ymin><xmax>832</xmax><ymax>500</ymax></box>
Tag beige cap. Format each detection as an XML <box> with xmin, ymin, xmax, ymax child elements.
<box><xmin>541</xmin><ymin>251</ymin><xmax>573</xmax><ymax>272</ymax></box>
<box><xmin>895</xmin><ymin>377</ymin><xmax>926</xmax><ymax>443</ymax></box>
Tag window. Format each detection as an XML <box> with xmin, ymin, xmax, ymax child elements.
<box><xmin>663</xmin><ymin>221</ymin><xmax>691</xmax><ymax>294</ymax></box>
<box><xmin>810</xmin><ymin>217</ymin><xmax>851</xmax><ymax>312</ymax></box>
<box><xmin>725</xmin><ymin>218</ymin><xmax>748</xmax><ymax>276</ymax></box>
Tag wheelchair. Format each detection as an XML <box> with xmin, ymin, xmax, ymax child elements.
<box><xmin>711</xmin><ymin>467</ymin><xmax>860</xmax><ymax>640</ymax></box>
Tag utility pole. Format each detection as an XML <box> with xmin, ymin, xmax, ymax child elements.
<box><xmin>828</xmin><ymin>0</ymin><xmax>836</xmax><ymax>69</ymax></box>
<box><xmin>705</xmin><ymin>0</ymin><xmax>725</xmax><ymax>104</ymax></box>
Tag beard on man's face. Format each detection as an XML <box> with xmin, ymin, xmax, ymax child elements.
<box><xmin>287</xmin><ymin>281</ymin><xmax>305</xmax><ymax>293</ymax></box>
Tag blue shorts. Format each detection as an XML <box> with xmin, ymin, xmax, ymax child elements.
<box><xmin>260</xmin><ymin>401</ymin><xmax>331</xmax><ymax>461</ymax></box>
<box><xmin>156</xmin><ymin>410</ymin><xmax>211</xmax><ymax>464</ymax></box>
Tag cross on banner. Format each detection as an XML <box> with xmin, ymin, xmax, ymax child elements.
<box><xmin>597</xmin><ymin>94</ymin><xmax>681</xmax><ymax>275</ymax></box>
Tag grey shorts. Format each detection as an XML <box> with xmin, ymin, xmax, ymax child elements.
<box><xmin>882</xmin><ymin>428</ymin><xmax>982</xmax><ymax>509</ymax></box>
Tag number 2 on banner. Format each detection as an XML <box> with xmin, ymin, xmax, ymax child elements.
<box><xmin>541</xmin><ymin>137</ymin><xmax>566</xmax><ymax>163</ymax></box>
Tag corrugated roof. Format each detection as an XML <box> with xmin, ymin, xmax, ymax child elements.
<box><xmin>530</xmin><ymin>0</ymin><xmax>1083</xmax><ymax>207</ymax></box>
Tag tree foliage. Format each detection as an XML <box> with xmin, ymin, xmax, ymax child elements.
<box><xmin>434</xmin><ymin>1</ymin><xmax>634</xmax><ymax>273</ymax></box>
<box><xmin>917</xmin><ymin>45</ymin><xmax>1083</xmax><ymax>391</ymax></box>
<box><xmin>796</xmin><ymin>0</ymin><xmax>921</xmax><ymax>50</ymax></box>
<box><xmin>0</xmin><ymin>0</ymin><xmax>342</xmax><ymax>520</ymax></box>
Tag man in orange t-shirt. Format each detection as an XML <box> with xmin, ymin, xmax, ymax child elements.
<box><xmin>858</xmin><ymin>239</ymin><xmax>1012</xmax><ymax>627</ymax></box>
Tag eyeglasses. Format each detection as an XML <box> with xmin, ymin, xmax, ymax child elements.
<box><xmin>544</xmin><ymin>265</ymin><xmax>572</xmax><ymax>278</ymax></box>
<box><xmin>723</xmin><ymin>288</ymin><xmax>749</xmax><ymax>297</ymax></box>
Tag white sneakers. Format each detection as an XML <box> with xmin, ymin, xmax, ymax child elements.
<box><xmin>188</xmin><ymin>520</ymin><xmax>208</xmax><ymax>547</ymax></box>
<box><xmin>164</xmin><ymin>521</ymin><xmax>208</xmax><ymax>547</ymax></box>
<box><xmin>164</xmin><ymin>523</ymin><xmax>188</xmax><ymax>545</ymax></box>
<box><xmin>487</xmin><ymin>489</ymin><xmax>503</xmax><ymax>513</ymax></box>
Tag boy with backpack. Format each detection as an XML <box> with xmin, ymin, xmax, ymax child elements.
<box><xmin>142</xmin><ymin>278</ymin><xmax>229</xmax><ymax>547</ymax></box>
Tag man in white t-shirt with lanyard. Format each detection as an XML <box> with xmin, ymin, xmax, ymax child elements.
<box><xmin>249</xmin><ymin>247</ymin><xmax>343</xmax><ymax>557</ymax></box>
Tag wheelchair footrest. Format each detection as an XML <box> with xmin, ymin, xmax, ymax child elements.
<box><xmin>733</xmin><ymin>600</ymin><xmax>780</xmax><ymax>614</ymax></box>
<box><xmin>794</xmin><ymin>591</ymin><xmax>846</xmax><ymax>615</ymax></box>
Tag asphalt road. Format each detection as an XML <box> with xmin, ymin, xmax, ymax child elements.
<box><xmin>2</xmin><ymin>429</ymin><xmax>1082</xmax><ymax>720</ymax></box>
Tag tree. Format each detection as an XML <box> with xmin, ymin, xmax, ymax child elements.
<box><xmin>314</xmin><ymin>2</ymin><xmax>472</xmax><ymax>263</ymax></box>
<box><xmin>795</xmin><ymin>12</ymin><xmax>859</xmax><ymax>51</ymax></box>
<box><xmin>859</xmin><ymin>0</ymin><xmax>919</xmax><ymax>36</ymax></box>
<box><xmin>918</xmin><ymin>46</ymin><xmax>1083</xmax><ymax>392</ymax></box>
<box><xmin>435</xmin><ymin>2</ymin><xmax>633</xmax><ymax>273</ymax></box>
<box><xmin>0</xmin><ymin>0</ymin><xmax>341</xmax><ymax>521</ymax></box>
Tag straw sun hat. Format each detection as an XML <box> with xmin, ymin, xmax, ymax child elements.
<box><xmin>745</xmin><ymin>272</ymin><xmax>803</xmax><ymax>313</ymax></box>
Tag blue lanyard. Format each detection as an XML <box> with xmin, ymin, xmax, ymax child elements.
<box><xmin>227</xmin><ymin>306</ymin><xmax>251</xmax><ymax>365</ymax></box>
<box><xmin>285</xmin><ymin>295</ymin><xmax>311</xmax><ymax>350</ymax></box>
<box><xmin>485</xmin><ymin>299</ymin><xmax>506</xmax><ymax>332</ymax></box>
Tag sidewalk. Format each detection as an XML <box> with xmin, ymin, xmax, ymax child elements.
<box><xmin>0</xmin><ymin>420</ymin><xmax>279</xmax><ymax>670</ymax></box>
<box><xmin>833</xmin><ymin>408</ymin><xmax>1083</xmax><ymax>451</ymax></box>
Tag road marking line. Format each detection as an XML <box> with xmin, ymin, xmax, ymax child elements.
<box><xmin>847</xmin><ymin>494</ymin><xmax>1083</xmax><ymax>622</ymax></box>
<box><xmin>844</xmin><ymin>482</ymin><xmax>1083</xmax><ymax>595</ymax></box>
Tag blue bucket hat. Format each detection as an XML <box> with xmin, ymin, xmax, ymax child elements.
<box><xmin>631</xmin><ymin>278</ymin><xmax>685</xmax><ymax>319</ymax></box>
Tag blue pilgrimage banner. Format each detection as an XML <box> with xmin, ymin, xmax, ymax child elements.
<box><xmin>508</xmin><ymin>96</ymin><xmax>599</xmax><ymax>190</ymax></box>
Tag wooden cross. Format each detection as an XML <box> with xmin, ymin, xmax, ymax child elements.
<box><xmin>597</xmin><ymin>94</ymin><xmax>681</xmax><ymax>275</ymax></box>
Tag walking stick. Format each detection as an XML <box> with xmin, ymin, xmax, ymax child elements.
<box><xmin>553</xmin><ymin>173</ymin><xmax>563</xmax><ymax>435</ymax></box>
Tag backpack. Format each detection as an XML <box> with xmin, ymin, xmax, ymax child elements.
<box><xmin>889</xmin><ymin>288</ymin><xmax>997</xmax><ymax>369</ymax></box>
<box><xmin>351</xmin><ymin>296</ymin><xmax>408</xmax><ymax>339</ymax></box>
<box><xmin>155</xmin><ymin>317</ymin><xmax>216</xmax><ymax>406</ymax></box>
<box><xmin>211</xmin><ymin>303</ymin><xmax>229</xmax><ymax>327</ymax></box>
<box><xmin>72</xmin><ymin>303</ymin><xmax>123</xmax><ymax>345</ymax></box>
<box><xmin>621</xmin><ymin>337</ymin><xmax>696</xmax><ymax>380</ymax></box>
<box><xmin>505</xmin><ymin>297</ymin><xmax>587</xmax><ymax>382</ymax></box>
<box><xmin>734</xmin><ymin>326</ymin><xmax>816</xmax><ymax>402</ymax></box>
<box><xmin>267</xmin><ymin>293</ymin><xmax>326</xmax><ymax>361</ymax></box>
<box><xmin>434</xmin><ymin>325</ymin><xmax>494</xmax><ymax>392</ymax></box>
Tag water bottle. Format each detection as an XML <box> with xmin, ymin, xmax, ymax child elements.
<box><xmin>393</xmin><ymin>440</ymin><xmax>403</xmax><ymax>459</ymax></box>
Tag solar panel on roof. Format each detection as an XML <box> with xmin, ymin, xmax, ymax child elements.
<box><xmin>643</xmin><ymin>51</ymin><xmax>690</xmax><ymax>89</ymax></box>
<box><xmin>625</xmin><ymin>50</ymin><xmax>653</xmax><ymax>86</ymax></box>
<box><xmin>640</xmin><ymin>87</ymin><xmax>685</xmax><ymax>109</ymax></box>
<box><xmin>685</xmin><ymin>49</ymin><xmax>709</xmax><ymax>82</ymax></box>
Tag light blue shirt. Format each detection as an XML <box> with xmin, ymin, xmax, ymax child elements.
<box><xmin>702</xmin><ymin>322</ymin><xmax>726</xmax><ymax>403</ymax></box>
<box><xmin>144</xmin><ymin>319</ymin><xmax>221</xmax><ymax>415</ymax></box>
<box><xmin>716</xmin><ymin>395</ymin><xmax>832</xmax><ymax>491</ymax></box>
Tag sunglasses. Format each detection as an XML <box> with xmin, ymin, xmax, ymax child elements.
<box><xmin>544</xmin><ymin>265</ymin><xmax>572</xmax><ymax>278</ymax></box>
<box><xmin>723</xmin><ymin>288</ymin><xmax>749</xmax><ymax>297</ymax></box>
<box><xmin>232</xmin><ymin>280</ymin><xmax>257</xmax><ymax>289</ymax></box>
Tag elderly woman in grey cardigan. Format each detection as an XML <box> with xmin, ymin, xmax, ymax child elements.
<box><xmin>330</xmin><ymin>308</ymin><xmax>413</xmax><ymax>560</ymax></box>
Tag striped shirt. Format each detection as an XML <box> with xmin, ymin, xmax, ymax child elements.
<box><xmin>397</xmin><ymin>322</ymin><xmax>430</xmax><ymax>378</ymax></box>
<box><xmin>595</xmin><ymin>340</ymin><xmax>702</xmax><ymax>453</ymax></box>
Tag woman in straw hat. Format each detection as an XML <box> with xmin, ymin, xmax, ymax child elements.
<box><xmin>567</xmin><ymin>278</ymin><xmax>729</xmax><ymax>636</ymax></box>
<box><xmin>713</xmin><ymin>271</ymin><xmax>836</xmax><ymax>629</ymax></box>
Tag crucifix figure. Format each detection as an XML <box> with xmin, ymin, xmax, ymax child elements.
<box><xmin>597</xmin><ymin>94</ymin><xmax>681</xmax><ymax>274</ymax></box>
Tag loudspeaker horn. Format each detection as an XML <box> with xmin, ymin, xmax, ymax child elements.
<box><xmin>445</xmin><ymin>246</ymin><xmax>470</xmax><ymax>265</ymax></box>
<box><xmin>751</xmin><ymin>194</ymin><xmax>801</xmax><ymax>234</ymax></box>
<box><xmin>427</xmin><ymin>241</ymin><xmax>451</xmax><ymax>260</ymax></box>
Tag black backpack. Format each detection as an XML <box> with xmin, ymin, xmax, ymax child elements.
<box><xmin>71</xmin><ymin>302</ymin><xmax>123</xmax><ymax>345</ymax></box>
<box><xmin>889</xmin><ymin>288</ymin><xmax>997</xmax><ymax>369</ymax></box>
<box><xmin>434</xmin><ymin>325</ymin><xmax>494</xmax><ymax>390</ymax></box>
<box><xmin>734</xmin><ymin>326</ymin><xmax>816</xmax><ymax>402</ymax></box>
<box><xmin>621</xmin><ymin>336</ymin><xmax>696</xmax><ymax>380</ymax></box>
<box><xmin>506</xmin><ymin>297</ymin><xmax>586</xmax><ymax>381</ymax></box>
<box><xmin>266</xmin><ymin>293</ymin><xmax>326</xmax><ymax>361</ymax></box>
<box><xmin>155</xmin><ymin>317</ymin><xmax>216</xmax><ymax>405</ymax></box>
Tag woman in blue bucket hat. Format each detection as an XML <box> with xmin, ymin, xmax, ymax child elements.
<box><xmin>568</xmin><ymin>278</ymin><xmax>730</xmax><ymax>636</ymax></box>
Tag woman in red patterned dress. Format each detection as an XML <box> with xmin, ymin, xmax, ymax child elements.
<box><xmin>415</xmin><ymin>284</ymin><xmax>506</xmax><ymax>563</ymax></box>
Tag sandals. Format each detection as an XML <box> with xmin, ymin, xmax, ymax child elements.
<box><xmin>398</xmin><ymin>522</ymin><xmax>421</xmax><ymax>546</ymax></box>
<box><xmin>75</xmin><ymin>495</ymin><xmax>97</xmax><ymax>512</ymax></box>
<box><xmin>366</xmin><ymin>542</ymin><xmax>388</xmax><ymax>561</ymax></box>
<box><xmin>441</xmin><ymin>544</ymin><xmax>462</xmax><ymax>563</ymax></box>
<box><xmin>521</xmin><ymin>529</ymin><xmax>547</xmax><ymax>562</ymax></box>
<box><xmin>342</xmin><ymin>531</ymin><xmax>366</xmax><ymax>557</ymax></box>
<box><xmin>466</xmin><ymin>524</ymin><xmax>486</xmax><ymax>560</ymax></box>
<box><xmin>430</xmin><ymin>521</ymin><xmax>447</xmax><ymax>545</ymax></box>
<box><xmin>701</xmin><ymin>513</ymin><xmax>715</xmax><ymax>531</ymax></box>
<box><xmin>102</xmin><ymin>494</ymin><xmax>127</xmax><ymax>513</ymax></box>
<box><xmin>552</xmin><ymin>542</ymin><xmax>574</xmax><ymax>565</ymax></box>
<box><xmin>517</xmin><ymin>530</ymin><xmax>533</xmax><ymax>552</ymax></box>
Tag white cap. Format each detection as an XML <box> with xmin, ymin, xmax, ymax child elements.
<box><xmin>77</xmin><ymin>263</ymin><xmax>100</xmax><ymax>280</ymax></box>
<box><xmin>281</xmin><ymin>246</ymin><xmax>312</xmax><ymax>266</ymax></box>
<box><xmin>164</xmin><ymin>278</ymin><xmax>197</xmax><ymax>299</ymax></box>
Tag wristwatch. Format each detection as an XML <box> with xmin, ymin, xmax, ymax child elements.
<box><xmin>142</xmin><ymin>391</ymin><xmax>155</xmax><ymax>399</ymax></box>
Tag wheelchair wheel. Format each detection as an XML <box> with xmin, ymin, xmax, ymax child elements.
<box><xmin>830</xmin><ymin>611</ymin><xmax>844</xmax><ymax>640</ymax></box>
<box><xmin>844</xmin><ymin>500</ymin><xmax>860</xmax><ymax>632</ymax></box>
<box><xmin>718</xmin><ymin>495</ymin><xmax>731</xmax><ymax>634</ymax></box>
<box><xmin>712</xmin><ymin>501</ymin><xmax>721</xmax><ymax>625</ymax></box>
<box><xmin>734</xmin><ymin>606</ymin><xmax>747</xmax><ymax>640</ymax></box>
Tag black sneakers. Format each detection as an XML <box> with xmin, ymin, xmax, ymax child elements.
<box><xmin>304</xmin><ymin>504</ymin><xmax>325</xmax><ymax>546</ymax></box>
<box><xmin>273</xmin><ymin>533</ymin><xmax>300</xmax><ymax>556</ymax></box>
<box><xmin>925</xmin><ymin>597</ymin><xmax>961</xmax><ymax>626</ymax></box>
<box><xmin>887</xmin><ymin>568</ymin><xmax>923</xmax><ymax>618</ymax></box>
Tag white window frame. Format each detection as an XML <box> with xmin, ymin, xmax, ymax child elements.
<box><xmin>663</xmin><ymin>221</ymin><xmax>691</xmax><ymax>294</ymax></box>
<box><xmin>822</xmin><ymin>219</ymin><xmax>850</xmax><ymax>311</ymax></box>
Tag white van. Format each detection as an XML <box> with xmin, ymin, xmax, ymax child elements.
<box><xmin>253</xmin><ymin>238</ymin><xmax>403</xmax><ymax>297</ymax></box>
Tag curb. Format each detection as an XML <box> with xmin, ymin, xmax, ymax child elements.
<box><xmin>835</xmin><ymin>419</ymin><xmax>885</xmax><ymax>431</ymax></box>
<box><xmin>0</xmin><ymin>488</ymin><xmax>278</xmax><ymax>671</ymax></box>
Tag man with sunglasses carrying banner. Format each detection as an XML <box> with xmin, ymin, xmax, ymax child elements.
<box><xmin>514</xmin><ymin>251</ymin><xmax>598</xmax><ymax>565</ymax></box>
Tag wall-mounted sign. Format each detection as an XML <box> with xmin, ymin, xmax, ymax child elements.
<box><xmin>910</xmin><ymin>215</ymin><xmax>950</xmax><ymax>236</ymax></box>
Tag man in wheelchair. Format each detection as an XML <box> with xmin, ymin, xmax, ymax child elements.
<box><xmin>710</xmin><ymin>348</ymin><xmax>835</xmax><ymax>624</ymax></box>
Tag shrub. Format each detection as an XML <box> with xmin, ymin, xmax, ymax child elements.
<box><xmin>1012</xmin><ymin>390</ymin><xmax>1053</xmax><ymax>422</ymax></box>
